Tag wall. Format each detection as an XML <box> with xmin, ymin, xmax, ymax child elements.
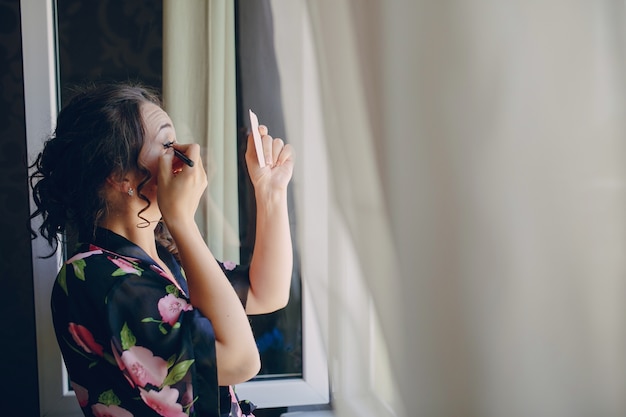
<box><xmin>56</xmin><ymin>0</ymin><xmax>163</xmax><ymax>103</ymax></box>
<box><xmin>0</xmin><ymin>0</ymin><xmax>39</xmax><ymax>415</ymax></box>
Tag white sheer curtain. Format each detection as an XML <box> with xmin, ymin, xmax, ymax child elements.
<box><xmin>162</xmin><ymin>0</ymin><xmax>240</xmax><ymax>262</ymax></box>
<box><xmin>305</xmin><ymin>1</ymin><xmax>626</xmax><ymax>417</ymax></box>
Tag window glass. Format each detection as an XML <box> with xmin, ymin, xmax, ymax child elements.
<box><xmin>56</xmin><ymin>0</ymin><xmax>302</xmax><ymax>381</ymax></box>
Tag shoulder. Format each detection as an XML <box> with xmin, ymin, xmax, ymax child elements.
<box><xmin>59</xmin><ymin>245</ymin><xmax>163</xmax><ymax>308</ymax></box>
<box><xmin>65</xmin><ymin>244</ymin><xmax>147</xmax><ymax>278</ymax></box>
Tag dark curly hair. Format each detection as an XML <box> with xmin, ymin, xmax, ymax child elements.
<box><xmin>29</xmin><ymin>82</ymin><xmax>162</xmax><ymax>255</ymax></box>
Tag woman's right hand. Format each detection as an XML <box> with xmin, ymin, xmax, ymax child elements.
<box><xmin>156</xmin><ymin>143</ymin><xmax>207</xmax><ymax>229</ymax></box>
<box><xmin>157</xmin><ymin>143</ymin><xmax>261</xmax><ymax>385</ymax></box>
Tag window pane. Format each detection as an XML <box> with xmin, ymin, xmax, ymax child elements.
<box><xmin>56</xmin><ymin>0</ymin><xmax>302</xmax><ymax>381</ymax></box>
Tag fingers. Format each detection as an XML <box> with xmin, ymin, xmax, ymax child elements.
<box><xmin>275</xmin><ymin>142</ymin><xmax>293</xmax><ymax>167</ymax></box>
<box><xmin>157</xmin><ymin>143</ymin><xmax>207</xmax><ymax>222</ymax></box>
<box><xmin>166</xmin><ymin>143</ymin><xmax>202</xmax><ymax>172</ymax></box>
<box><xmin>254</xmin><ymin>124</ymin><xmax>272</xmax><ymax>167</ymax></box>
<box><xmin>257</xmin><ymin>125</ymin><xmax>291</xmax><ymax>168</ymax></box>
<box><xmin>159</xmin><ymin>143</ymin><xmax>206</xmax><ymax>190</ymax></box>
<box><xmin>246</xmin><ymin>124</ymin><xmax>294</xmax><ymax>170</ymax></box>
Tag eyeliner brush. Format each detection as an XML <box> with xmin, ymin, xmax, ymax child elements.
<box><xmin>164</xmin><ymin>143</ymin><xmax>194</xmax><ymax>167</ymax></box>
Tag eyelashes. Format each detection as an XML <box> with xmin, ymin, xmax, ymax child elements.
<box><xmin>163</xmin><ymin>140</ymin><xmax>194</xmax><ymax>167</ymax></box>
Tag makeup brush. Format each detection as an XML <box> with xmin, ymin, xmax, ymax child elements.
<box><xmin>164</xmin><ymin>142</ymin><xmax>194</xmax><ymax>167</ymax></box>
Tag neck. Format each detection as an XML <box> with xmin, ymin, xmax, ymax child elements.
<box><xmin>99</xmin><ymin>181</ymin><xmax>163</xmax><ymax>261</ymax></box>
<box><xmin>99</xmin><ymin>215</ymin><xmax>161</xmax><ymax>260</ymax></box>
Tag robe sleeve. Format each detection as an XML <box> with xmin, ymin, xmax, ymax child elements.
<box><xmin>106</xmin><ymin>271</ymin><xmax>220</xmax><ymax>416</ymax></box>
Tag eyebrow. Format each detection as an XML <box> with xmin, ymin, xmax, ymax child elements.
<box><xmin>158</xmin><ymin>123</ymin><xmax>173</xmax><ymax>132</ymax></box>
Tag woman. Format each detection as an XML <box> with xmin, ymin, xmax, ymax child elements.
<box><xmin>29</xmin><ymin>83</ymin><xmax>294</xmax><ymax>417</ymax></box>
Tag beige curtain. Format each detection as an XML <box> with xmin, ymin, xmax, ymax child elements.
<box><xmin>162</xmin><ymin>0</ymin><xmax>240</xmax><ymax>262</ymax></box>
<box><xmin>306</xmin><ymin>1</ymin><xmax>626</xmax><ymax>417</ymax></box>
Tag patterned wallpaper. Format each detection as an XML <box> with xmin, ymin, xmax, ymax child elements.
<box><xmin>57</xmin><ymin>0</ymin><xmax>163</xmax><ymax>103</ymax></box>
<box><xmin>0</xmin><ymin>0</ymin><xmax>39</xmax><ymax>415</ymax></box>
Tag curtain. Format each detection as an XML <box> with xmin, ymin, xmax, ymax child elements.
<box><xmin>162</xmin><ymin>0</ymin><xmax>240</xmax><ymax>262</ymax></box>
<box><xmin>306</xmin><ymin>1</ymin><xmax>626</xmax><ymax>417</ymax></box>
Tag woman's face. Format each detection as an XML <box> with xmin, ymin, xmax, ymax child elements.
<box><xmin>137</xmin><ymin>102</ymin><xmax>177</xmax><ymax>198</ymax></box>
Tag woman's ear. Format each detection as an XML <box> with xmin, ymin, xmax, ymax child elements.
<box><xmin>106</xmin><ymin>173</ymin><xmax>133</xmax><ymax>195</ymax></box>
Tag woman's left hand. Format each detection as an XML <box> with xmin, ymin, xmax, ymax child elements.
<box><xmin>245</xmin><ymin>125</ymin><xmax>295</xmax><ymax>195</ymax></box>
<box><xmin>244</xmin><ymin>124</ymin><xmax>295</xmax><ymax>314</ymax></box>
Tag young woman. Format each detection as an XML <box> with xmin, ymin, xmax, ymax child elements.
<box><xmin>30</xmin><ymin>83</ymin><xmax>294</xmax><ymax>417</ymax></box>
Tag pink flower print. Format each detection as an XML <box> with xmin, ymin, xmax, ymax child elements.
<box><xmin>68</xmin><ymin>323</ymin><xmax>104</xmax><ymax>356</ymax></box>
<box><xmin>150</xmin><ymin>265</ymin><xmax>185</xmax><ymax>295</ymax></box>
<box><xmin>119</xmin><ymin>346</ymin><xmax>168</xmax><ymax>388</ymax></box>
<box><xmin>230</xmin><ymin>385</ymin><xmax>243</xmax><ymax>417</ymax></box>
<box><xmin>139</xmin><ymin>386</ymin><xmax>187</xmax><ymax>417</ymax></box>
<box><xmin>66</xmin><ymin>249</ymin><xmax>103</xmax><ymax>264</ymax></box>
<box><xmin>91</xmin><ymin>403</ymin><xmax>134</xmax><ymax>417</ymax></box>
<box><xmin>229</xmin><ymin>386</ymin><xmax>256</xmax><ymax>416</ymax></box>
<box><xmin>110</xmin><ymin>257</ymin><xmax>142</xmax><ymax>276</ymax></box>
<box><xmin>150</xmin><ymin>264</ymin><xmax>170</xmax><ymax>280</ymax></box>
<box><xmin>158</xmin><ymin>294</ymin><xmax>193</xmax><ymax>326</ymax></box>
<box><xmin>112</xmin><ymin>343</ymin><xmax>136</xmax><ymax>388</ymax></box>
<box><xmin>223</xmin><ymin>260</ymin><xmax>236</xmax><ymax>271</ymax></box>
<box><xmin>70</xmin><ymin>381</ymin><xmax>89</xmax><ymax>407</ymax></box>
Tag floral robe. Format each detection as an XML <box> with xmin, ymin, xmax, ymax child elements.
<box><xmin>51</xmin><ymin>228</ymin><xmax>256</xmax><ymax>417</ymax></box>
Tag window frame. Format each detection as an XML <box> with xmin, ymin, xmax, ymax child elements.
<box><xmin>22</xmin><ymin>0</ymin><xmax>329</xmax><ymax>415</ymax></box>
<box><xmin>21</xmin><ymin>1</ymin><xmax>79</xmax><ymax>416</ymax></box>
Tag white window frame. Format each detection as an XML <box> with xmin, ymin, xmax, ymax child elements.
<box><xmin>21</xmin><ymin>1</ymin><xmax>78</xmax><ymax>417</ymax></box>
<box><xmin>21</xmin><ymin>0</ymin><xmax>329</xmax><ymax>415</ymax></box>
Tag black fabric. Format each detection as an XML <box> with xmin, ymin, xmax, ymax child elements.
<box><xmin>51</xmin><ymin>227</ymin><xmax>251</xmax><ymax>416</ymax></box>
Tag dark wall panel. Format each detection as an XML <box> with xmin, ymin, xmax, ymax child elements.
<box><xmin>57</xmin><ymin>0</ymin><xmax>163</xmax><ymax>104</ymax></box>
<box><xmin>0</xmin><ymin>0</ymin><xmax>40</xmax><ymax>415</ymax></box>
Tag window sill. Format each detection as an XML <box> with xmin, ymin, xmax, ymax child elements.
<box><xmin>281</xmin><ymin>411</ymin><xmax>335</xmax><ymax>417</ymax></box>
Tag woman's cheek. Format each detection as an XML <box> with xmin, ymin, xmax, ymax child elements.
<box><xmin>139</xmin><ymin>149</ymin><xmax>160</xmax><ymax>177</ymax></box>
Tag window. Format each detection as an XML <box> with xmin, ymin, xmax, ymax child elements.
<box><xmin>23</xmin><ymin>0</ymin><xmax>327</xmax><ymax>415</ymax></box>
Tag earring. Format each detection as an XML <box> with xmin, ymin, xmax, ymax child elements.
<box><xmin>127</xmin><ymin>188</ymin><xmax>134</xmax><ymax>196</ymax></box>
